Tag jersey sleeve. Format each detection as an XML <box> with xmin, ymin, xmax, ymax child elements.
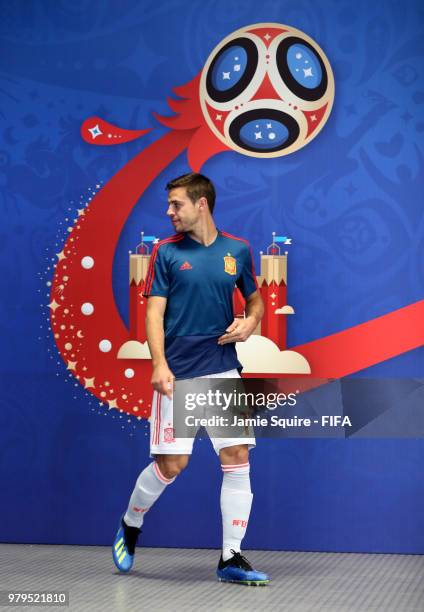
<box><xmin>143</xmin><ymin>244</ymin><xmax>169</xmax><ymax>297</ymax></box>
<box><xmin>236</xmin><ymin>243</ymin><xmax>258</xmax><ymax>298</ymax></box>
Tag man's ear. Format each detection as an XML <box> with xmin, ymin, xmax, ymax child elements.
<box><xmin>198</xmin><ymin>196</ymin><xmax>208</xmax><ymax>211</ymax></box>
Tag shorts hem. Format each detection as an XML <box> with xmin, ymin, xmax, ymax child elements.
<box><xmin>212</xmin><ymin>440</ymin><xmax>256</xmax><ymax>454</ymax></box>
<box><xmin>150</xmin><ymin>448</ymin><xmax>193</xmax><ymax>457</ymax></box>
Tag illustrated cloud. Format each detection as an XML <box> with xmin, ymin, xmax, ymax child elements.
<box><xmin>237</xmin><ymin>335</ymin><xmax>310</xmax><ymax>374</ymax></box>
<box><xmin>117</xmin><ymin>340</ymin><xmax>151</xmax><ymax>360</ymax></box>
<box><xmin>275</xmin><ymin>305</ymin><xmax>295</xmax><ymax>315</ymax></box>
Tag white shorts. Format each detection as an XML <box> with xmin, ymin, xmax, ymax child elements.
<box><xmin>149</xmin><ymin>368</ymin><xmax>256</xmax><ymax>456</ymax></box>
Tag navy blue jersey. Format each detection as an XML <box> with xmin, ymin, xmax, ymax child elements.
<box><xmin>144</xmin><ymin>230</ymin><xmax>258</xmax><ymax>379</ymax></box>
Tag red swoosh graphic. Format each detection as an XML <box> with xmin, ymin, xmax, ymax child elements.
<box><xmin>294</xmin><ymin>299</ymin><xmax>424</xmax><ymax>378</ymax></box>
<box><xmin>50</xmin><ymin>70</ymin><xmax>424</xmax><ymax>417</ymax></box>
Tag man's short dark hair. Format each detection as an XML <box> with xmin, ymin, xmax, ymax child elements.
<box><xmin>166</xmin><ymin>173</ymin><xmax>216</xmax><ymax>214</ymax></box>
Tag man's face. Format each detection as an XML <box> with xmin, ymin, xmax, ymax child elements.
<box><xmin>167</xmin><ymin>187</ymin><xmax>201</xmax><ymax>232</ymax></box>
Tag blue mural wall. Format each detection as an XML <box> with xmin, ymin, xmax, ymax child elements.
<box><xmin>0</xmin><ymin>0</ymin><xmax>423</xmax><ymax>553</ymax></box>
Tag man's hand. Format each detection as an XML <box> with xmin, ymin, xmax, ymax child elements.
<box><xmin>218</xmin><ymin>316</ymin><xmax>257</xmax><ymax>345</ymax></box>
<box><xmin>151</xmin><ymin>362</ymin><xmax>175</xmax><ymax>398</ymax></box>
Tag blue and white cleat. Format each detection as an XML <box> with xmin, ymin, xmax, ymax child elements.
<box><xmin>112</xmin><ymin>517</ymin><xmax>141</xmax><ymax>573</ymax></box>
<box><xmin>217</xmin><ymin>550</ymin><xmax>270</xmax><ymax>586</ymax></box>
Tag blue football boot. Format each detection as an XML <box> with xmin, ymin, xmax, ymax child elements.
<box><xmin>112</xmin><ymin>517</ymin><xmax>141</xmax><ymax>573</ymax></box>
<box><xmin>217</xmin><ymin>550</ymin><xmax>270</xmax><ymax>586</ymax></box>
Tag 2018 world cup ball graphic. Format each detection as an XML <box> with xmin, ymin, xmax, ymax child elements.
<box><xmin>200</xmin><ymin>23</ymin><xmax>335</xmax><ymax>157</ymax></box>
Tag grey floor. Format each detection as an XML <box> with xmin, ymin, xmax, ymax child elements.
<box><xmin>0</xmin><ymin>544</ymin><xmax>423</xmax><ymax>611</ymax></box>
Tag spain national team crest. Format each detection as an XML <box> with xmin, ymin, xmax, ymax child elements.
<box><xmin>224</xmin><ymin>254</ymin><xmax>237</xmax><ymax>275</ymax></box>
<box><xmin>164</xmin><ymin>427</ymin><xmax>175</xmax><ymax>443</ymax></box>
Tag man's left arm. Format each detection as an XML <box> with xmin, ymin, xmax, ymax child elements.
<box><xmin>218</xmin><ymin>290</ymin><xmax>264</xmax><ymax>345</ymax></box>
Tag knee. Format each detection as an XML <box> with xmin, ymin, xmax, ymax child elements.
<box><xmin>155</xmin><ymin>455</ymin><xmax>189</xmax><ymax>480</ymax></box>
<box><xmin>220</xmin><ymin>444</ymin><xmax>249</xmax><ymax>465</ymax></box>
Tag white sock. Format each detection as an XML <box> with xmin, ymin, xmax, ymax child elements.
<box><xmin>220</xmin><ymin>462</ymin><xmax>253</xmax><ymax>561</ymax></box>
<box><xmin>124</xmin><ymin>461</ymin><xmax>176</xmax><ymax>528</ymax></box>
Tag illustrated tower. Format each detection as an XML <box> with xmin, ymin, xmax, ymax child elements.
<box><xmin>256</xmin><ymin>233</ymin><xmax>291</xmax><ymax>350</ymax></box>
<box><xmin>129</xmin><ymin>233</ymin><xmax>152</xmax><ymax>342</ymax></box>
<box><xmin>233</xmin><ymin>232</ymin><xmax>293</xmax><ymax>350</ymax></box>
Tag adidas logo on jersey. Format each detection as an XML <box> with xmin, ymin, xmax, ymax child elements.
<box><xmin>179</xmin><ymin>261</ymin><xmax>192</xmax><ymax>270</ymax></box>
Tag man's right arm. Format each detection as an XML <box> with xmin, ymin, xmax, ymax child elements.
<box><xmin>146</xmin><ymin>296</ymin><xmax>174</xmax><ymax>398</ymax></box>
